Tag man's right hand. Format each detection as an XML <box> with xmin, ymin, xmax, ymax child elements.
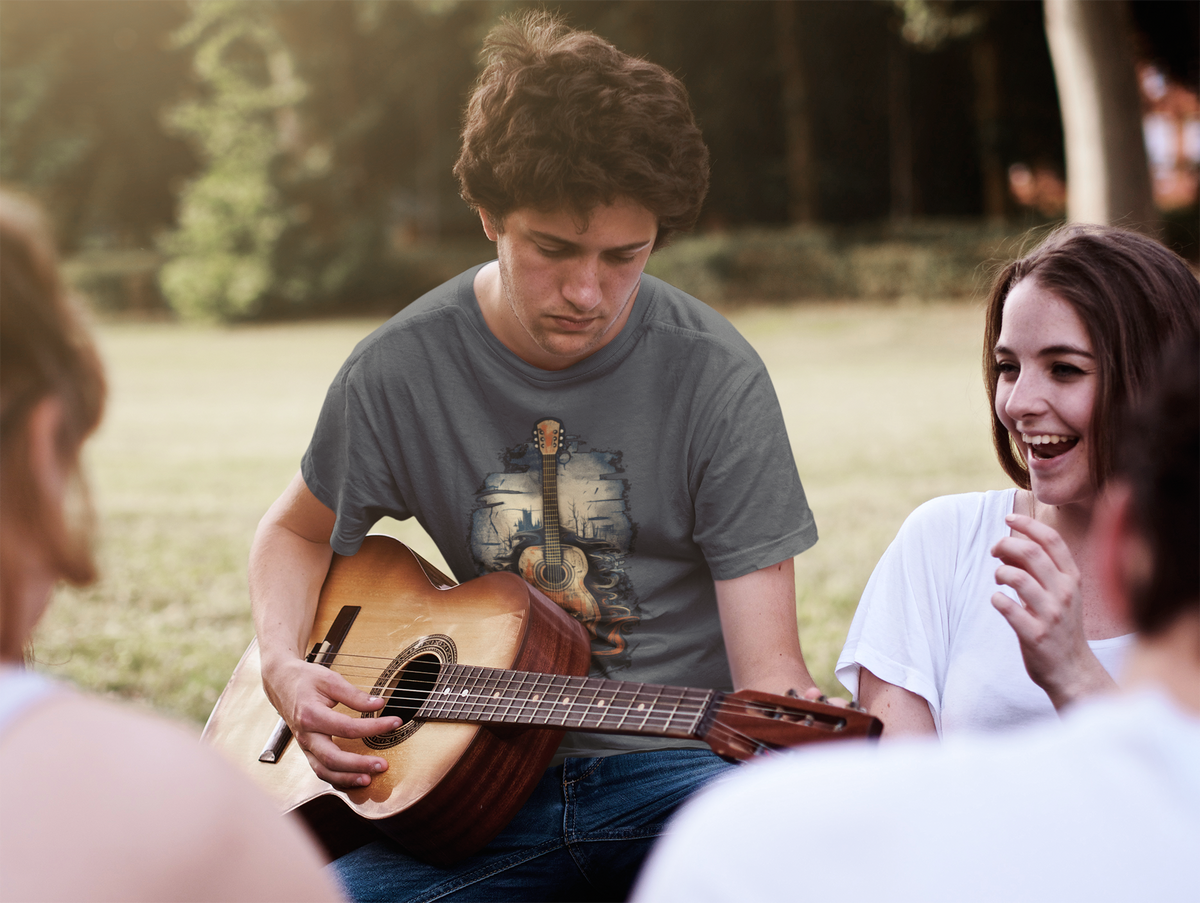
<box><xmin>261</xmin><ymin>653</ymin><xmax>403</xmax><ymax>788</ymax></box>
<box><xmin>250</xmin><ymin>470</ymin><xmax>402</xmax><ymax>789</ymax></box>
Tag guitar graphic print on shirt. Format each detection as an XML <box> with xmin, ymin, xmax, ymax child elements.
<box><xmin>470</xmin><ymin>418</ymin><xmax>638</xmax><ymax>664</ymax></box>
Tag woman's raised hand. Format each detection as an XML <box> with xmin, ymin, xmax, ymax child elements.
<box><xmin>990</xmin><ymin>513</ymin><xmax>1117</xmax><ymax>710</ymax></box>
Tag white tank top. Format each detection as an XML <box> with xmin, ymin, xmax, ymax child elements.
<box><xmin>0</xmin><ymin>667</ymin><xmax>58</xmax><ymax>736</ymax></box>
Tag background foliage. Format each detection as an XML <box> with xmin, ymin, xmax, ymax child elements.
<box><xmin>5</xmin><ymin>0</ymin><xmax>1193</xmax><ymax>322</ymax></box>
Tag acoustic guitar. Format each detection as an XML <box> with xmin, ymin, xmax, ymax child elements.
<box><xmin>202</xmin><ymin>535</ymin><xmax>881</xmax><ymax>866</ymax></box>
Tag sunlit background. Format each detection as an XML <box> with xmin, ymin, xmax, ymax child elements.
<box><xmin>3</xmin><ymin>0</ymin><xmax>1197</xmax><ymax>724</ymax></box>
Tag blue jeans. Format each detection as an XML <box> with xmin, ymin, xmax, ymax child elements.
<box><xmin>333</xmin><ymin>748</ymin><xmax>735</xmax><ymax>902</ymax></box>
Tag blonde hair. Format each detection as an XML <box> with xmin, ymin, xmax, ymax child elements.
<box><xmin>0</xmin><ymin>189</ymin><xmax>105</xmax><ymax>659</ymax></box>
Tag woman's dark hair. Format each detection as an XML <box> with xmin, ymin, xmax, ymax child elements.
<box><xmin>1117</xmin><ymin>338</ymin><xmax>1199</xmax><ymax>635</ymax></box>
<box><xmin>453</xmin><ymin>10</ymin><xmax>710</xmax><ymax>250</ymax></box>
<box><xmin>983</xmin><ymin>225</ymin><xmax>1200</xmax><ymax>490</ymax></box>
<box><xmin>0</xmin><ymin>189</ymin><xmax>105</xmax><ymax>658</ymax></box>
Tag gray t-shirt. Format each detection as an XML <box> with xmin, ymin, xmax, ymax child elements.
<box><xmin>302</xmin><ymin>264</ymin><xmax>817</xmax><ymax>757</ymax></box>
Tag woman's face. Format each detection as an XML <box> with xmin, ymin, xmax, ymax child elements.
<box><xmin>993</xmin><ymin>277</ymin><xmax>1099</xmax><ymax>511</ymax></box>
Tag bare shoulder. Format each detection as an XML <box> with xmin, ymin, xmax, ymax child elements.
<box><xmin>0</xmin><ymin>691</ymin><xmax>342</xmax><ymax>902</ymax></box>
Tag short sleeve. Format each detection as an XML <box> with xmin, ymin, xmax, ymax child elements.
<box><xmin>690</xmin><ymin>364</ymin><xmax>817</xmax><ymax>580</ymax></box>
<box><xmin>835</xmin><ymin>495</ymin><xmax>973</xmax><ymax>733</ymax></box>
<box><xmin>302</xmin><ymin>355</ymin><xmax>412</xmax><ymax>556</ymax></box>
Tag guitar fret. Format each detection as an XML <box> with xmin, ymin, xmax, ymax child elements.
<box><xmin>613</xmin><ymin>682</ymin><xmax>643</xmax><ymax>732</ymax></box>
<box><xmin>418</xmin><ymin>667</ymin><xmax>711</xmax><ymax>741</ymax></box>
<box><xmin>583</xmin><ymin>679</ymin><xmax>605</xmax><ymax>730</ymax></box>
<box><xmin>684</xmin><ymin>689</ymin><xmax>714</xmax><ymax>736</ymax></box>
<box><xmin>426</xmin><ymin>664</ymin><xmax>457</xmax><ymax>719</ymax></box>
<box><xmin>638</xmin><ymin>686</ymin><xmax>666</xmax><ymax>731</ymax></box>
<box><xmin>446</xmin><ymin>666</ymin><xmax>473</xmax><ymax>720</ymax></box>
<box><xmin>502</xmin><ymin>671</ymin><xmax>530</xmax><ymax>724</ymax></box>
<box><xmin>460</xmin><ymin>666</ymin><xmax>488</xmax><ymax>720</ymax></box>
<box><xmin>594</xmin><ymin>680</ymin><xmax>629</xmax><ymax>731</ymax></box>
<box><xmin>526</xmin><ymin>673</ymin><xmax>553</xmax><ymax>725</ymax></box>
<box><xmin>663</xmin><ymin>686</ymin><xmax>687</xmax><ymax>734</ymax></box>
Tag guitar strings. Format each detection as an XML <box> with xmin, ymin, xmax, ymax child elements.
<box><xmin>291</xmin><ymin>655</ymin><xmax>850</xmax><ymax>753</ymax></box>
<box><xmin>305</xmin><ymin>653</ymin><xmax>848</xmax><ymax>728</ymax></box>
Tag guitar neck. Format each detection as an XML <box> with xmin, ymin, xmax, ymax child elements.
<box><xmin>416</xmin><ymin>664</ymin><xmax>717</xmax><ymax>741</ymax></box>
<box><xmin>541</xmin><ymin>452</ymin><xmax>562</xmax><ymax>563</ymax></box>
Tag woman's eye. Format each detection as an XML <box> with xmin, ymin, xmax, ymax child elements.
<box><xmin>1051</xmin><ymin>362</ymin><xmax>1084</xmax><ymax>378</ymax></box>
<box><xmin>995</xmin><ymin>361</ymin><xmax>1018</xmax><ymax>378</ymax></box>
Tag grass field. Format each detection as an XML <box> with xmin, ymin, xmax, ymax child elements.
<box><xmin>31</xmin><ymin>300</ymin><xmax>1010</xmax><ymax>730</ymax></box>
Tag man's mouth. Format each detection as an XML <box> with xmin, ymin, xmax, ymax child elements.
<box><xmin>551</xmin><ymin>316</ymin><xmax>596</xmax><ymax>331</ymax></box>
<box><xmin>1020</xmin><ymin>432</ymin><xmax>1078</xmax><ymax>459</ymax></box>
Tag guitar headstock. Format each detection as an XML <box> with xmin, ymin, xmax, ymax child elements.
<box><xmin>533</xmin><ymin>418</ymin><xmax>563</xmax><ymax>456</ymax></box>
<box><xmin>702</xmin><ymin>690</ymin><xmax>882</xmax><ymax>760</ymax></box>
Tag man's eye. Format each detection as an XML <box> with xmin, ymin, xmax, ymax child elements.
<box><xmin>537</xmin><ymin>245</ymin><xmax>567</xmax><ymax>257</ymax></box>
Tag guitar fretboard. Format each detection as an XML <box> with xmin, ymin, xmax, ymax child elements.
<box><xmin>416</xmin><ymin>664</ymin><xmax>716</xmax><ymax>739</ymax></box>
<box><xmin>541</xmin><ymin>451</ymin><xmax>562</xmax><ymax>566</ymax></box>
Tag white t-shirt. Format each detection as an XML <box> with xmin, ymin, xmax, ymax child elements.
<box><xmin>836</xmin><ymin>489</ymin><xmax>1132</xmax><ymax>735</ymax></box>
<box><xmin>634</xmin><ymin>690</ymin><xmax>1200</xmax><ymax>903</ymax></box>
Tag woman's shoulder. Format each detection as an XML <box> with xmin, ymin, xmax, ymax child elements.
<box><xmin>0</xmin><ymin>691</ymin><xmax>341</xmax><ymax>901</ymax></box>
<box><xmin>898</xmin><ymin>489</ymin><xmax>1015</xmax><ymax>544</ymax></box>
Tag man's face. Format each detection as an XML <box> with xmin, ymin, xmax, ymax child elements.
<box><xmin>481</xmin><ymin>199</ymin><xmax>658</xmax><ymax>370</ymax></box>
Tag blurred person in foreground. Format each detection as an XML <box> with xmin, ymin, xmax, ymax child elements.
<box><xmin>839</xmin><ymin>226</ymin><xmax>1198</xmax><ymax>738</ymax></box>
<box><xmin>0</xmin><ymin>189</ymin><xmax>342</xmax><ymax>903</ymax></box>
<box><xmin>635</xmin><ymin>338</ymin><xmax>1199</xmax><ymax>902</ymax></box>
<box><xmin>250</xmin><ymin>11</ymin><xmax>824</xmax><ymax>901</ymax></box>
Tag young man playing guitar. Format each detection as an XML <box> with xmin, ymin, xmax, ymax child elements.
<box><xmin>250</xmin><ymin>12</ymin><xmax>824</xmax><ymax>900</ymax></box>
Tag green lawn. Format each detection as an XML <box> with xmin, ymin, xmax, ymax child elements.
<box><xmin>31</xmin><ymin>301</ymin><xmax>1010</xmax><ymax>729</ymax></box>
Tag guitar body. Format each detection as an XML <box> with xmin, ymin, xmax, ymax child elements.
<box><xmin>202</xmin><ymin>535</ymin><xmax>591</xmax><ymax>866</ymax></box>
<box><xmin>517</xmin><ymin>543</ymin><xmax>601</xmax><ymax>627</ymax></box>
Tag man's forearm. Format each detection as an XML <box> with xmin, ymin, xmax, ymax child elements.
<box><xmin>249</xmin><ymin>519</ymin><xmax>334</xmax><ymax>675</ymax></box>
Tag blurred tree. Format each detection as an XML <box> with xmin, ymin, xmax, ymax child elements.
<box><xmin>159</xmin><ymin>0</ymin><xmax>494</xmax><ymax>320</ymax></box>
<box><xmin>775</xmin><ymin>0</ymin><xmax>818</xmax><ymax>224</ymax></box>
<box><xmin>0</xmin><ymin>0</ymin><xmax>196</xmax><ymax>250</ymax></box>
<box><xmin>158</xmin><ymin>0</ymin><xmax>302</xmax><ymax>321</ymax></box>
<box><xmin>1044</xmin><ymin>0</ymin><xmax>1158</xmax><ymax>235</ymax></box>
<box><xmin>892</xmin><ymin>1</ymin><xmax>1004</xmax><ymax>223</ymax></box>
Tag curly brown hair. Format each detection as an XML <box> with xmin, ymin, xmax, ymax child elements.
<box><xmin>453</xmin><ymin>10</ymin><xmax>710</xmax><ymax>250</ymax></box>
<box><xmin>1</xmin><ymin>189</ymin><xmax>105</xmax><ymax>659</ymax></box>
<box><xmin>982</xmin><ymin>225</ymin><xmax>1200</xmax><ymax>492</ymax></box>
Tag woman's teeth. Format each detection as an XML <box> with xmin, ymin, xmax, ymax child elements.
<box><xmin>1021</xmin><ymin>433</ymin><xmax>1072</xmax><ymax>446</ymax></box>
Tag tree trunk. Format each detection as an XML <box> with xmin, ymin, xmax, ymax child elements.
<box><xmin>775</xmin><ymin>1</ymin><xmax>817</xmax><ymax>224</ymax></box>
<box><xmin>888</xmin><ymin>33</ymin><xmax>914</xmax><ymax>223</ymax></box>
<box><xmin>1043</xmin><ymin>0</ymin><xmax>1158</xmax><ymax>235</ymax></box>
<box><xmin>971</xmin><ymin>35</ymin><xmax>1006</xmax><ymax>223</ymax></box>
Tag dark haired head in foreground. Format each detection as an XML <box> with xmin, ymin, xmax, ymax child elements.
<box><xmin>637</xmin><ymin>336</ymin><xmax>1200</xmax><ymax>903</ymax></box>
<box><xmin>0</xmin><ymin>188</ymin><xmax>341</xmax><ymax>901</ymax></box>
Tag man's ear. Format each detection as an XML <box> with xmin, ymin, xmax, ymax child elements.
<box><xmin>1094</xmin><ymin>481</ymin><xmax>1153</xmax><ymax>625</ymax></box>
<box><xmin>479</xmin><ymin>210</ymin><xmax>500</xmax><ymax>242</ymax></box>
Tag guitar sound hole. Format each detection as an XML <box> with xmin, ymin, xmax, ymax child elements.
<box><xmin>381</xmin><ymin>654</ymin><xmax>442</xmax><ymax>722</ymax></box>
<box><xmin>541</xmin><ymin>564</ymin><xmax>568</xmax><ymax>590</ymax></box>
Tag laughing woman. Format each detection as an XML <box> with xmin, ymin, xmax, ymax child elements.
<box><xmin>837</xmin><ymin>226</ymin><xmax>1199</xmax><ymax>738</ymax></box>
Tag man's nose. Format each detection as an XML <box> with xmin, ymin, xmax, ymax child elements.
<box><xmin>562</xmin><ymin>257</ymin><xmax>602</xmax><ymax>310</ymax></box>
